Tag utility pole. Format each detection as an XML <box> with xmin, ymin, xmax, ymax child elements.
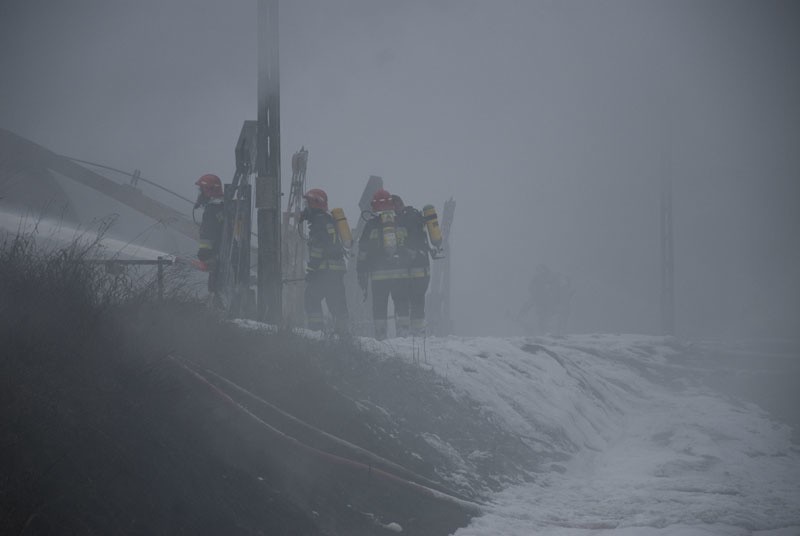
<box><xmin>256</xmin><ymin>0</ymin><xmax>282</xmax><ymax>323</ymax></box>
<box><xmin>660</xmin><ymin>138</ymin><xmax>675</xmax><ymax>336</ymax></box>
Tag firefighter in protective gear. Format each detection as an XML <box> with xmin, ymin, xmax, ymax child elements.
<box><xmin>301</xmin><ymin>188</ymin><xmax>349</xmax><ymax>334</ymax></box>
<box><xmin>393</xmin><ymin>195</ymin><xmax>432</xmax><ymax>337</ymax></box>
<box><xmin>356</xmin><ymin>188</ymin><xmax>408</xmax><ymax>340</ymax></box>
<box><xmin>194</xmin><ymin>174</ymin><xmax>225</xmax><ymax>295</ymax></box>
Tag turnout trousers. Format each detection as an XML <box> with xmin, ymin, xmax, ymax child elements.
<box><xmin>370</xmin><ymin>277</ymin><xmax>405</xmax><ymax>340</ymax></box>
<box><xmin>304</xmin><ymin>270</ymin><xmax>349</xmax><ymax>333</ymax></box>
<box><xmin>394</xmin><ymin>274</ymin><xmax>430</xmax><ymax>336</ymax></box>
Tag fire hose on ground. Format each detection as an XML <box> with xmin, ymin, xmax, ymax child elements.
<box><xmin>167</xmin><ymin>354</ymin><xmax>486</xmax><ymax>516</ymax></box>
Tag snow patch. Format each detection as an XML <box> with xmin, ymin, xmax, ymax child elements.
<box><xmin>234</xmin><ymin>323</ymin><xmax>800</xmax><ymax>533</ymax></box>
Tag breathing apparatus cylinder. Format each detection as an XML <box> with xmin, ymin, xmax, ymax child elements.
<box><xmin>422</xmin><ymin>205</ymin><xmax>443</xmax><ymax>248</ymax></box>
<box><xmin>379</xmin><ymin>211</ymin><xmax>397</xmax><ymax>257</ymax></box>
<box><xmin>331</xmin><ymin>208</ymin><xmax>353</xmax><ymax>248</ymax></box>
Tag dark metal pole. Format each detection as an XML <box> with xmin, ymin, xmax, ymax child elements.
<box><xmin>660</xmin><ymin>145</ymin><xmax>675</xmax><ymax>336</ymax></box>
<box><xmin>256</xmin><ymin>0</ymin><xmax>282</xmax><ymax>323</ymax></box>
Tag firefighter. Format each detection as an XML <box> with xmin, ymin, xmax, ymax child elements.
<box><xmin>301</xmin><ymin>188</ymin><xmax>349</xmax><ymax>334</ymax></box>
<box><xmin>356</xmin><ymin>188</ymin><xmax>408</xmax><ymax>340</ymax></box>
<box><xmin>393</xmin><ymin>195</ymin><xmax>431</xmax><ymax>337</ymax></box>
<box><xmin>519</xmin><ymin>264</ymin><xmax>572</xmax><ymax>334</ymax></box>
<box><xmin>194</xmin><ymin>174</ymin><xmax>225</xmax><ymax>298</ymax></box>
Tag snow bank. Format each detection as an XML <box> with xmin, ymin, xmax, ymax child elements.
<box><xmin>359</xmin><ymin>334</ymin><xmax>800</xmax><ymax>535</ymax></box>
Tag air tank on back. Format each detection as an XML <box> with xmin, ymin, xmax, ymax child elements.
<box><xmin>331</xmin><ymin>207</ymin><xmax>353</xmax><ymax>249</ymax></box>
<box><xmin>422</xmin><ymin>204</ymin><xmax>442</xmax><ymax>248</ymax></box>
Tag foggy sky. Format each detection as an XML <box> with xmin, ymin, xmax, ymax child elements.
<box><xmin>1</xmin><ymin>0</ymin><xmax>798</xmax><ymax>339</ymax></box>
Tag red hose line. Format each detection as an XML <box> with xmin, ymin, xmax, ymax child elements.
<box><xmin>182</xmin><ymin>355</ymin><xmax>475</xmax><ymax>501</ymax></box>
<box><xmin>167</xmin><ymin>355</ymin><xmax>485</xmax><ymax>515</ymax></box>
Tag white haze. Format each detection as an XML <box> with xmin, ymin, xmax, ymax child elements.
<box><xmin>0</xmin><ymin>0</ymin><xmax>798</xmax><ymax>339</ymax></box>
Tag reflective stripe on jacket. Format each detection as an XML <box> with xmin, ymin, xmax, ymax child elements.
<box><xmin>356</xmin><ymin>215</ymin><xmax>408</xmax><ymax>280</ymax></box>
<box><xmin>396</xmin><ymin>206</ymin><xmax>431</xmax><ymax>276</ymax></box>
<box><xmin>306</xmin><ymin>209</ymin><xmax>346</xmax><ymax>273</ymax></box>
<box><xmin>197</xmin><ymin>199</ymin><xmax>224</xmax><ymax>260</ymax></box>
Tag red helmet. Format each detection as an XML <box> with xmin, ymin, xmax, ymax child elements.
<box><xmin>303</xmin><ymin>188</ymin><xmax>328</xmax><ymax>211</ymax></box>
<box><xmin>371</xmin><ymin>188</ymin><xmax>394</xmax><ymax>212</ymax></box>
<box><xmin>195</xmin><ymin>174</ymin><xmax>223</xmax><ymax>198</ymax></box>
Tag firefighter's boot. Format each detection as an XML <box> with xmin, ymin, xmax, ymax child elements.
<box><xmin>396</xmin><ymin>315</ymin><xmax>411</xmax><ymax>338</ymax></box>
<box><xmin>410</xmin><ymin>318</ymin><xmax>426</xmax><ymax>338</ymax></box>
<box><xmin>374</xmin><ymin>319</ymin><xmax>388</xmax><ymax>340</ymax></box>
<box><xmin>334</xmin><ymin>316</ymin><xmax>349</xmax><ymax>338</ymax></box>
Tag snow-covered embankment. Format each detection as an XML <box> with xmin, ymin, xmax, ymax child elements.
<box><xmin>362</xmin><ymin>334</ymin><xmax>800</xmax><ymax>535</ymax></box>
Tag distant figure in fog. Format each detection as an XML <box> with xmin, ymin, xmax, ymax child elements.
<box><xmin>518</xmin><ymin>264</ymin><xmax>572</xmax><ymax>334</ymax></box>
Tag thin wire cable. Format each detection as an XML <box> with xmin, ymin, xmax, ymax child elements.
<box><xmin>63</xmin><ymin>156</ymin><xmax>196</xmax><ymax>206</ymax></box>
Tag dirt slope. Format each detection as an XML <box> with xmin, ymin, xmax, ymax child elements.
<box><xmin>1</xmin><ymin>303</ymin><xmax>497</xmax><ymax>535</ymax></box>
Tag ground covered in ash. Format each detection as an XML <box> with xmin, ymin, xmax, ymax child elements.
<box><xmin>1</xmin><ymin>294</ymin><xmax>530</xmax><ymax>535</ymax></box>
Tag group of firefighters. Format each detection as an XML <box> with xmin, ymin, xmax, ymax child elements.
<box><xmin>193</xmin><ymin>173</ymin><xmax>443</xmax><ymax>340</ymax></box>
